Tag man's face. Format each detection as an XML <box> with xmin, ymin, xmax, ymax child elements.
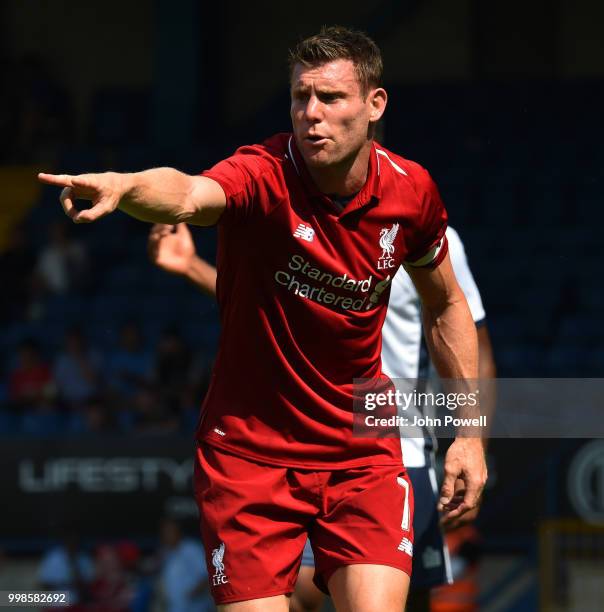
<box><xmin>290</xmin><ymin>59</ymin><xmax>385</xmax><ymax>168</ymax></box>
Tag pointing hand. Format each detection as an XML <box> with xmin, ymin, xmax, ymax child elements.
<box><xmin>38</xmin><ymin>172</ymin><xmax>129</xmax><ymax>223</ymax></box>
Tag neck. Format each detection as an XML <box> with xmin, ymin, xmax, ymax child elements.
<box><xmin>306</xmin><ymin>140</ymin><xmax>373</xmax><ymax>197</ymax></box>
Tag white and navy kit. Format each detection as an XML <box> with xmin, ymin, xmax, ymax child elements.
<box><xmin>380</xmin><ymin>226</ymin><xmax>486</xmax><ymax>588</ymax></box>
<box><xmin>301</xmin><ymin>227</ymin><xmax>485</xmax><ymax>579</ymax></box>
<box><xmin>381</xmin><ymin>225</ymin><xmax>486</xmax><ymax>468</ymax></box>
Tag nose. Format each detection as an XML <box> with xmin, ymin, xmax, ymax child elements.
<box><xmin>304</xmin><ymin>95</ymin><xmax>322</xmax><ymax>122</ymax></box>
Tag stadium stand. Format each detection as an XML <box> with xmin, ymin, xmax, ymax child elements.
<box><xmin>2</xmin><ymin>80</ymin><xmax>603</xmax><ymax>437</ymax></box>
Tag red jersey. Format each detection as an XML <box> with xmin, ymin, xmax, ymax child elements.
<box><xmin>197</xmin><ymin>133</ymin><xmax>448</xmax><ymax>469</ymax></box>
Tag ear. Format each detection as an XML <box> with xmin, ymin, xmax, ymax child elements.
<box><xmin>368</xmin><ymin>87</ymin><xmax>387</xmax><ymax>123</ymax></box>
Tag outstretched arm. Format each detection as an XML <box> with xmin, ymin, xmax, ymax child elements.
<box><xmin>148</xmin><ymin>224</ymin><xmax>217</xmax><ymax>297</ymax></box>
<box><xmin>38</xmin><ymin>169</ymin><xmax>226</xmax><ymax>226</ymax></box>
<box><xmin>407</xmin><ymin>253</ymin><xmax>488</xmax><ymax>522</ymax></box>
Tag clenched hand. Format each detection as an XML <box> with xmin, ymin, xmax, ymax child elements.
<box><xmin>148</xmin><ymin>223</ymin><xmax>196</xmax><ymax>276</ymax></box>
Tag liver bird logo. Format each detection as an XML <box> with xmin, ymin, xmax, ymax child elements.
<box><xmin>212</xmin><ymin>542</ymin><xmax>225</xmax><ymax>574</ymax></box>
<box><xmin>379</xmin><ymin>223</ymin><xmax>400</xmax><ymax>259</ymax></box>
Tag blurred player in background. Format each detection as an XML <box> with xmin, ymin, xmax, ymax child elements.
<box><xmin>40</xmin><ymin>26</ymin><xmax>487</xmax><ymax>611</ymax></box>
<box><xmin>148</xmin><ymin>223</ymin><xmax>495</xmax><ymax>612</ymax></box>
<box><xmin>38</xmin><ymin>527</ymin><xmax>94</xmax><ymax>608</ymax></box>
<box><xmin>381</xmin><ymin>227</ymin><xmax>496</xmax><ymax>612</ymax></box>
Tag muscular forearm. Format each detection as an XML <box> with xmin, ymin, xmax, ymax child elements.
<box><xmin>422</xmin><ymin>296</ymin><xmax>478</xmax><ymax>382</ymax></box>
<box><xmin>40</xmin><ymin>165</ymin><xmax>224</xmax><ymax>225</ymax></box>
<box><xmin>411</xmin><ymin>255</ymin><xmax>488</xmax><ymax>516</ymax></box>
<box><xmin>185</xmin><ymin>256</ymin><xmax>217</xmax><ymax>297</ymax></box>
<box><xmin>423</xmin><ymin>293</ymin><xmax>483</xmax><ymax>436</ymax></box>
<box><xmin>118</xmin><ymin>168</ymin><xmax>200</xmax><ymax>224</ymax></box>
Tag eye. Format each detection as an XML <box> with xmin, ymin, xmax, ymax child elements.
<box><xmin>292</xmin><ymin>90</ymin><xmax>309</xmax><ymax>103</ymax></box>
<box><xmin>320</xmin><ymin>93</ymin><xmax>340</xmax><ymax>103</ymax></box>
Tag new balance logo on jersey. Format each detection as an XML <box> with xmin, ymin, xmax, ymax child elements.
<box><xmin>293</xmin><ymin>224</ymin><xmax>315</xmax><ymax>242</ymax></box>
<box><xmin>398</xmin><ymin>537</ymin><xmax>414</xmax><ymax>556</ymax></box>
<box><xmin>212</xmin><ymin>542</ymin><xmax>229</xmax><ymax>586</ymax></box>
<box><xmin>378</xmin><ymin>223</ymin><xmax>399</xmax><ymax>269</ymax></box>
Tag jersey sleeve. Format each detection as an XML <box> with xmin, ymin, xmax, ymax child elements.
<box><xmin>446</xmin><ymin>227</ymin><xmax>486</xmax><ymax>324</ymax></box>
<box><xmin>201</xmin><ymin>144</ymin><xmax>284</xmax><ymax>225</ymax></box>
<box><xmin>404</xmin><ymin>170</ymin><xmax>448</xmax><ymax>269</ymax></box>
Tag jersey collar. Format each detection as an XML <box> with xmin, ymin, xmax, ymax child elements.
<box><xmin>287</xmin><ymin>135</ymin><xmax>382</xmax><ymax>217</ymax></box>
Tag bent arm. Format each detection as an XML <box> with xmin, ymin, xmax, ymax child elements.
<box><xmin>120</xmin><ymin>170</ymin><xmax>226</xmax><ymax>226</ymax></box>
<box><xmin>407</xmin><ymin>253</ymin><xmax>478</xmax><ymax>381</ymax></box>
<box><xmin>148</xmin><ymin>223</ymin><xmax>217</xmax><ymax>296</ymax></box>
<box><xmin>408</xmin><ymin>254</ymin><xmax>487</xmax><ymax>518</ymax></box>
<box><xmin>184</xmin><ymin>256</ymin><xmax>217</xmax><ymax>297</ymax></box>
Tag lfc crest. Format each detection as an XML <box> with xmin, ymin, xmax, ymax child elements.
<box><xmin>378</xmin><ymin>223</ymin><xmax>399</xmax><ymax>270</ymax></box>
<box><xmin>212</xmin><ymin>542</ymin><xmax>229</xmax><ymax>586</ymax></box>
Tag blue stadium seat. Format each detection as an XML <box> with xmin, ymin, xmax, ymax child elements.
<box><xmin>65</xmin><ymin>411</ymin><xmax>88</xmax><ymax>434</ymax></box>
<box><xmin>0</xmin><ymin>410</ymin><xmax>18</xmax><ymax>434</ymax></box>
<box><xmin>20</xmin><ymin>410</ymin><xmax>66</xmax><ymax>436</ymax></box>
<box><xmin>116</xmin><ymin>409</ymin><xmax>136</xmax><ymax>432</ymax></box>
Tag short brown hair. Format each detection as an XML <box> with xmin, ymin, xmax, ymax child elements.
<box><xmin>289</xmin><ymin>26</ymin><xmax>383</xmax><ymax>96</ymax></box>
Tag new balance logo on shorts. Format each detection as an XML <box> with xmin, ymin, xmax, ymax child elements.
<box><xmin>398</xmin><ymin>537</ymin><xmax>413</xmax><ymax>556</ymax></box>
<box><xmin>212</xmin><ymin>542</ymin><xmax>229</xmax><ymax>586</ymax></box>
<box><xmin>293</xmin><ymin>223</ymin><xmax>315</xmax><ymax>242</ymax></box>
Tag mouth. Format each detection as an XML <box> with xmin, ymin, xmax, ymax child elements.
<box><xmin>304</xmin><ymin>134</ymin><xmax>329</xmax><ymax>146</ymax></box>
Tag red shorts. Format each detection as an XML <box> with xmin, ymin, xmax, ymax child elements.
<box><xmin>193</xmin><ymin>443</ymin><xmax>414</xmax><ymax>605</ymax></box>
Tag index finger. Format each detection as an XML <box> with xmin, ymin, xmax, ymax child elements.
<box><xmin>37</xmin><ymin>173</ymin><xmax>75</xmax><ymax>188</ymax></box>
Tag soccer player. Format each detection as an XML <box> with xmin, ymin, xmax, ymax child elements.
<box><xmin>39</xmin><ymin>26</ymin><xmax>487</xmax><ymax>611</ymax></box>
<box><xmin>147</xmin><ymin>223</ymin><xmax>495</xmax><ymax>612</ymax></box>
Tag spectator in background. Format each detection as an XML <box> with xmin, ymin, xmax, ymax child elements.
<box><xmin>158</xmin><ymin>518</ymin><xmax>213</xmax><ymax>612</ymax></box>
<box><xmin>133</xmin><ymin>387</ymin><xmax>179</xmax><ymax>435</ymax></box>
<box><xmin>80</xmin><ymin>397</ymin><xmax>115</xmax><ymax>434</ymax></box>
<box><xmin>86</xmin><ymin>544</ymin><xmax>133</xmax><ymax>612</ymax></box>
<box><xmin>114</xmin><ymin>541</ymin><xmax>153</xmax><ymax>612</ymax></box>
<box><xmin>8</xmin><ymin>338</ymin><xmax>55</xmax><ymax>410</ymax></box>
<box><xmin>36</xmin><ymin>221</ymin><xmax>88</xmax><ymax>295</ymax></box>
<box><xmin>106</xmin><ymin>322</ymin><xmax>153</xmax><ymax>401</ymax></box>
<box><xmin>38</xmin><ymin>528</ymin><xmax>94</xmax><ymax>607</ymax></box>
<box><xmin>54</xmin><ymin>327</ymin><xmax>102</xmax><ymax>409</ymax></box>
